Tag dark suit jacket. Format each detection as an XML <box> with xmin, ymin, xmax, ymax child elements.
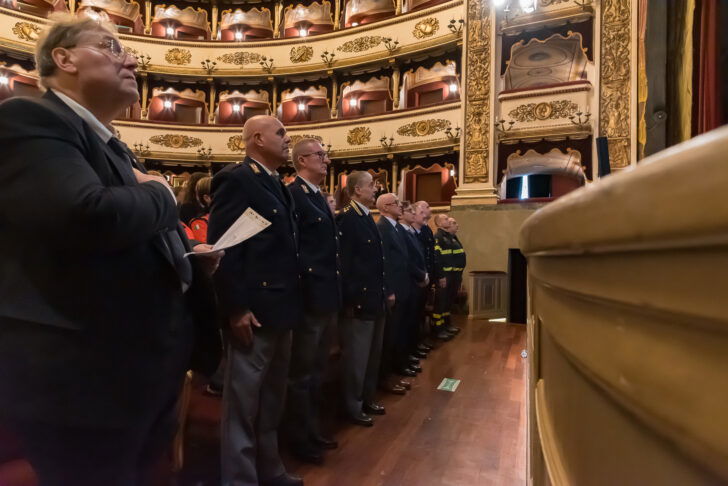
<box><xmin>376</xmin><ymin>217</ymin><xmax>411</xmax><ymax>301</ymax></box>
<box><xmin>417</xmin><ymin>224</ymin><xmax>440</xmax><ymax>280</ymax></box>
<box><xmin>404</xmin><ymin>228</ymin><xmax>427</xmax><ymax>285</ymax></box>
<box><xmin>0</xmin><ymin>91</ymin><xmax>218</xmax><ymax>428</ymax></box>
<box><xmin>288</xmin><ymin>176</ymin><xmax>341</xmax><ymax>314</ymax></box>
<box><xmin>208</xmin><ymin>157</ymin><xmax>302</xmax><ymax>330</ymax></box>
<box><xmin>336</xmin><ymin>201</ymin><xmax>385</xmax><ymax>319</ymax></box>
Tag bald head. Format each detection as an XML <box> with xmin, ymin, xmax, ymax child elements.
<box><xmin>414</xmin><ymin>200</ymin><xmax>432</xmax><ymax>222</ymax></box>
<box><xmin>376</xmin><ymin>193</ymin><xmax>401</xmax><ymax>219</ymax></box>
<box><xmin>434</xmin><ymin>213</ymin><xmax>450</xmax><ymax>229</ymax></box>
<box><xmin>241</xmin><ymin>115</ymin><xmax>291</xmax><ymax>169</ymax></box>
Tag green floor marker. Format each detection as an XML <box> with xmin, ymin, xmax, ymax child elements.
<box><xmin>437</xmin><ymin>378</ymin><xmax>461</xmax><ymax>392</ymax></box>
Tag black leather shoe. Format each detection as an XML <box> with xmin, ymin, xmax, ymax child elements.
<box><xmin>350</xmin><ymin>412</ymin><xmax>374</xmax><ymax>427</ymax></box>
<box><xmin>436</xmin><ymin>330</ymin><xmax>454</xmax><ymax>341</ymax></box>
<box><xmin>399</xmin><ymin>379</ymin><xmax>412</xmax><ymax>390</ymax></box>
<box><xmin>446</xmin><ymin>325</ymin><xmax>461</xmax><ymax>334</ymax></box>
<box><xmin>381</xmin><ymin>383</ymin><xmax>407</xmax><ymax>395</ymax></box>
<box><xmin>261</xmin><ymin>473</ymin><xmax>304</xmax><ymax>486</ymax></box>
<box><xmin>291</xmin><ymin>445</ymin><xmax>323</xmax><ymax>465</ymax></box>
<box><xmin>410</xmin><ymin>363</ymin><xmax>423</xmax><ymax>373</ymax></box>
<box><xmin>413</xmin><ymin>350</ymin><xmax>428</xmax><ymax>359</ymax></box>
<box><xmin>417</xmin><ymin>343</ymin><xmax>432</xmax><ymax>352</ymax></box>
<box><xmin>408</xmin><ymin>355</ymin><xmax>421</xmax><ymax>365</ymax></box>
<box><xmin>398</xmin><ymin>367</ymin><xmax>417</xmax><ymax>377</ymax></box>
<box><xmin>311</xmin><ymin>435</ymin><xmax>338</xmax><ymax>449</ymax></box>
<box><xmin>364</xmin><ymin>402</ymin><xmax>386</xmax><ymax>415</ymax></box>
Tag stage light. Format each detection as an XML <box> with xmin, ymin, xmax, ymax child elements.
<box><xmin>298</xmin><ymin>102</ymin><xmax>306</xmax><ymax>111</ymax></box>
<box><xmin>163</xmin><ymin>100</ymin><xmax>172</xmax><ymax>109</ymax></box>
<box><xmin>232</xmin><ymin>104</ymin><xmax>241</xmax><ymax>112</ymax></box>
<box><xmin>349</xmin><ymin>98</ymin><xmax>358</xmax><ymax>107</ymax></box>
<box><xmin>234</xmin><ymin>31</ymin><xmax>243</xmax><ymax>40</ymax></box>
<box><xmin>0</xmin><ymin>75</ymin><xmax>8</xmax><ymax>85</ymax></box>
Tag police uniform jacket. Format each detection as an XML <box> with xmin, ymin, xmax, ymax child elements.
<box><xmin>336</xmin><ymin>201</ymin><xmax>386</xmax><ymax>319</ymax></box>
<box><xmin>417</xmin><ymin>224</ymin><xmax>440</xmax><ymax>280</ymax></box>
<box><xmin>288</xmin><ymin>176</ymin><xmax>342</xmax><ymax>314</ymax></box>
<box><xmin>208</xmin><ymin>157</ymin><xmax>302</xmax><ymax>330</ymax></box>
<box><xmin>404</xmin><ymin>228</ymin><xmax>427</xmax><ymax>285</ymax></box>
<box><xmin>377</xmin><ymin>218</ymin><xmax>412</xmax><ymax>301</ymax></box>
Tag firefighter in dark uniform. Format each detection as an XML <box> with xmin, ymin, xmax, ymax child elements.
<box><xmin>432</xmin><ymin>214</ymin><xmax>457</xmax><ymax>340</ymax></box>
<box><xmin>336</xmin><ymin>171</ymin><xmax>390</xmax><ymax>426</ymax></box>
<box><xmin>446</xmin><ymin>217</ymin><xmax>466</xmax><ymax>332</ymax></box>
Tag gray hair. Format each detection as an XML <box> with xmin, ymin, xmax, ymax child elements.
<box><xmin>35</xmin><ymin>14</ymin><xmax>116</xmax><ymax>86</ymax></box>
<box><xmin>291</xmin><ymin>138</ymin><xmax>320</xmax><ymax>170</ymax></box>
<box><xmin>345</xmin><ymin>171</ymin><xmax>372</xmax><ymax>197</ymax></box>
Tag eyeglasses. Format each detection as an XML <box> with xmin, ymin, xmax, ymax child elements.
<box><xmin>384</xmin><ymin>202</ymin><xmax>399</xmax><ymax>206</ymax></box>
<box><xmin>301</xmin><ymin>151</ymin><xmax>327</xmax><ymax>160</ymax></box>
<box><xmin>70</xmin><ymin>38</ymin><xmax>128</xmax><ymax>60</ymax></box>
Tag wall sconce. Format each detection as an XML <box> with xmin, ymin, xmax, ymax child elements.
<box><xmin>519</xmin><ymin>0</ymin><xmax>535</xmax><ymax>13</ymax></box>
<box><xmin>351</xmin><ymin>22</ymin><xmax>359</xmax><ymax>26</ymax></box>
<box><xmin>166</xmin><ymin>26</ymin><xmax>175</xmax><ymax>37</ymax></box>
<box><xmin>201</xmin><ymin>58</ymin><xmax>217</xmax><ymax>75</ymax></box>
<box><xmin>444</xmin><ymin>126</ymin><xmax>461</xmax><ymax>140</ymax></box>
<box><xmin>495</xmin><ymin>119</ymin><xmax>516</xmax><ymax>132</ymax></box>
<box><xmin>449</xmin><ymin>168</ymin><xmax>455</xmax><ymax>177</ymax></box>
<box><xmin>132</xmin><ymin>142</ymin><xmax>150</xmax><ymax>156</ymax></box>
<box><xmin>163</xmin><ymin>100</ymin><xmax>173</xmax><ymax>109</ymax></box>
<box><xmin>324</xmin><ymin>143</ymin><xmax>332</xmax><ymax>153</ymax></box>
<box><xmin>447</xmin><ymin>19</ymin><xmax>464</xmax><ymax>36</ymax></box>
<box><xmin>569</xmin><ymin>111</ymin><xmax>591</xmax><ymax>125</ymax></box>
<box><xmin>135</xmin><ymin>53</ymin><xmax>151</xmax><ymax>71</ymax></box>
<box><xmin>197</xmin><ymin>146</ymin><xmax>213</xmax><ymax>159</ymax></box>
<box><xmin>298</xmin><ymin>102</ymin><xmax>306</xmax><ymax>111</ymax></box>
<box><xmin>573</xmin><ymin>0</ymin><xmax>593</xmax><ymax>8</ymax></box>
<box><xmin>348</xmin><ymin>98</ymin><xmax>358</xmax><ymax>108</ymax></box>
<box><xmin>321</xmin><ymin>50</ymin><xmax>336</xmax><ymax>67</ymax></box>
<box><xmin>0</xmin><ymin>75</ymin><xmax>8</xmax><ymax>85</ymax></box>
<box><xmin>260</xmin><ymin>56</ymin><xmax>275</xmax><ymax>73</ymax></box>
<box><xmin>449</xmin><ymin>82</ymin><xmax>458</xmax><ymax>93</ymax></box>
<box><xmin>232</xmin><ymin>104</ymin><xmax>241</xmax><ymax>112</ymax></box>
<box><xmin>382</xmin><ymin>37</ymin><xmax>400</xmax><ymax>55</ymax></box>
<box><xmin>380</xmin><ymin>135</ymin><xmax>395</xmax><ymax>149</ymax></box>
<box><xmin>234</xmin><ymin>31</ymin><xmax>243</xmax><ymax>41</ymax></box>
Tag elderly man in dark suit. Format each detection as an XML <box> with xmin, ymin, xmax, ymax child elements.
<box><xmin>284</xmin><ymin>138</ymin><xmax>341</xmax><ymax>463</ymax></box>
<box><xmin>0</xmin><ymin>16</ymin><xmax>221</xmax><ymax>486</ymax></box>
<box><xmin>336</xmin><ymin>171</ymin><xmax>389</xmax><ymax>426</ymax></box>
<box><xmin>208</xmin><ymin>115</ymin><xmax>303</xmax><ymax>486</ymax></box>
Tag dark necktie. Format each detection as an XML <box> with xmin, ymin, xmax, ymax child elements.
<box><xmin>312</xmin><ymin>190</ymin><xmax>329</xmax><ymax>214</ymax></box>
<box><xmin>270</xmin><ymin>174</ymin><xmax>288</xmax><ymax>204</ymax></box>
<box><xmin>108</xmin><ymin>138</ymin><xmax>192</xmax><ymax>289</ymax></box>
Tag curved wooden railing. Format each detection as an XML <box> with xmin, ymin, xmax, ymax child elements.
<box><xmin>520</xmin><ymin>125</ymin><xmax>728</xmax><ymax>486</ymax></box>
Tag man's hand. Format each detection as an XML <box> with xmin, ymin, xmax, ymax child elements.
<box><xmin>192</xmin><ymin>244</ymin><xmax>224</xmax><ymax>275</ymax></box>
<box><xmin>438</xmin><ymin>278</ymin><xmax>447</xmax><ymax>289</ymax></box>
<box><xmin>133</xmin><ymin>168</ymin><xmax>170</xmax><ymax>187</ymax></box>
<box><xmin>229</xmin><ymin>310</ymin><xmax>261</xmax><ymax>347</ymax></box>
<box><xmin>386</xmin><ymin>293</ymin><xmax>396</xmax><ymax>308</ymax></box>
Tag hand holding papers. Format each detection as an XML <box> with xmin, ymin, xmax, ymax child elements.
<box><xmin>185</xmin><ymin>208</ymin><xmax>271</xmax><ymax>257</ymax></box>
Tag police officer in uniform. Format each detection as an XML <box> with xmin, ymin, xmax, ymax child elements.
<box><xmin>285</xmin><ymin>138</ymin><xmax>341</xmax><ymax>463</ymax></box>
<box><xmin>208</xmin><ymin>116</ymin><xmax>303</xmax><ymax>486</ymax></box>
<box><xmin>413</xmin><ymin>201</ymin><xmax>443</xmax><ymax>351</ymax></box>
<box><xmin>336</xmin><ymin>171</ymin><xmax>389</xmax><ymax>426</ymax></box>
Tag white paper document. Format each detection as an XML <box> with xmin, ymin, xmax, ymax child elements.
<box><xmin>184</xmin><ymin>207</ymin><xmax>271</xmax><ymax>257</ymax></box>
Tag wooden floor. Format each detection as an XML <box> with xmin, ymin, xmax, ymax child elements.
<box><xmin>181</xmin><ymin>318</ymin><xmax>527</xmax><ymax>486</ymax></box>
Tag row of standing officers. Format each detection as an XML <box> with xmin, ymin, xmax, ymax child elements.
<box><xmin>208</xmin><ymin>115</ymin><xmax>466</xmax><ymax>486</ymax></box>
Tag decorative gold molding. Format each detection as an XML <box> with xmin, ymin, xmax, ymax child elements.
<box><xmin>289</xmin><ymin>45</ymin><xmax>313</xmax><ymax>63</ymax></box>
<box><xmin>336</xmin><ymin>35</ymin><xmax>383</xmax><ymax>53</ymax></box>
<box><xmin>227</xmin><ymin>135</ymin><xmax>245</xmax><ymax>152</ymax></box>
<box><xmin>216</xmin><ymin>51</ymin><xmax>262</xmax><ymax>65</ymax></box>
<box><xmin>165</xmin><ymin>48</ymin><xmax>192</xmax><ymax>65</ymax></box>
<box><xmin>463</xmin><ymin>0</ymin><xmax>490</xmax><ymax>183</ymax></box>
<box><xmin>11</xmin><ymin>21</ymin><xmax>41</xmax><ymax>42</ymax></box>
<box><xmin>397</xmin><ymin>118</ymin><xmax>451</xmax><ymax>137</ymax></box>
<box><xmin>149</xmin><ymin>134</ymin><xmax>203</xmax><ymax>148</ymax></box>
<box><xmin>509</xmin><ymin>100</ymin><xmax>579</xmax><ymax>123</ymax></box>
<box><xmin>413</xmin><ymin>17</ymin><xmax>439</xmax><ymax>39</ymax></box>
<box><xmin>347</xmin><ymin>126</ymin><xmax>372</xmax><ymax>145</ymax></box>
<box><xmin>599</xmin><ymin>0</ymin><xmax>632</xmax><ymax>169</ymax></box>
<box><xmin>290</xmin><ymin>134</ymin><xmax>324</xmax><ymax>145</ymax></box>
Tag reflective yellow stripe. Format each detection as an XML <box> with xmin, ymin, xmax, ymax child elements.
<box><xmin>443</xmin><ymin>312</ymin><xmax>451</xmax><ymax>316</ymax></box>
<box><xmin>440</xmin><ymin>249</ymin><xmax>453</xmax><ymax>254</ymax></box>
<box><xmin>432</xmin><ymin>313</ymin><xmax>443</xmax><ymax>318</ymax></box>
<box><xmin>434</xmin><ymin>245</ymin><xmax>442</xmax><ymax>251</ymax></box>
<box><xmin>443</xmin><ymin>267</ymin><xmax>453</xmax><ymax>271</ymax></box>
<box><xmin>453</xmin><ymin>249</ymin><xmax>464</xmax><ymax>254</ymax></box>
<box><xmin>450</xmin><ymin>267</ymin><xmax>464</xmax><ymax>271</ymax></box>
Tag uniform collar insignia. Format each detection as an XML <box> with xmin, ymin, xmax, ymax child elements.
<box><xmin>350</xmin><ymin>201</ymin><xmax>363</xmax><ymax>216</ymax></box>
<box><xmin>301</xmin><ymin>184</ymin><xmax>310</xmax><ymax>194</ymax></box>
<box><xmin>249</xmin><ymin>161</ymin><xmax>261</xmax><ymax>174</ymax></box>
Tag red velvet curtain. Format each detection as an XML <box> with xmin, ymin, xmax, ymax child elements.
<box><xmin>696</xmin><ymin>0</ymin><xmax>723</xmax><ymax>134</ymax></box>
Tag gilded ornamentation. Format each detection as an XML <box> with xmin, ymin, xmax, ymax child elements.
<box><xmin>508</xmin><ymin>100</ymin><xmax>579</xmax><ymax>122</ymax></box>
<box><xmin>227</xmin><ymin>135</ymin><xmax>245</xmax><ymax>152</ymax></box>
<box><xmin>336</xmin><ymin>36</ymin><xmax>383</xmax><ymax>53</ymax></box>
<box><xmin>600</xmin><ymin>0</ymin><xmax>632</xmax><ymax>168</ymax></box>
<box><xmin>12</xmin><ymin>22</ymin><xmax>41</xmax><ymax>42</ymax></box>
<box><xmin>149</xmin><ymin>134</ymin><xmax>203</xmax><ymax>149</ymax></box>
<box><xmin>413</xmin><ymin>18</ymin><xmax>439</xmax><ymax>39</ymax></box>
<box><xmin>346</xmin><ymin>127</ymin><xmax>371</xmax><ymax>145</ymax></box>
<box><xmin>289</xmin><ymin>46</ymin><xmax>313</xmax><ymax>63</ymax></box>
<box><xmin>289</xmin><ymin>134</ymin><xmax>324</xmax><ymax>145</ymax></box>
<box><xmin>539</xmin><ymin>0</ymin><xmax>570</xmax><ymax>5</ymax></box>
<box><xmin>217</xmin><ymin>52</ymin><xmax>262</xmax><ymax>65</ymax></box>
<box><xmin>463</xmin><ymin>0</ymin><xmax>490</xmax><ymax>183</ymax></box>
<box><xmin>397</xmin><ymin>119</ymin><xmax>451</xmax><ymax>137</ymax></box>
<box><xmin>165</xmin><ymin>48</ymin><xmax>192</xmax><ymax>66</ymax></box>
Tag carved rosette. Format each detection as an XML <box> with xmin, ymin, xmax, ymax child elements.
<box><xmin>508</xmin><ymin>100</ymin><xmax>579</xmax><ymax>122</ymax></box>
<box><xmin>397</xmin><ymin>119</ymin><xmax>451</xmax><ymax>137</ymax></box>
<box><xmin>227</xmin><ymin>135</ymin><xmax>245</xmax><ymax>152</ymax></box>
<box><xmin>413</xmin><ymin>18</ymin><xmax>439</xmax><ymax>39</ymax></box>
<box><xmin>165</xmin><ymin>48</ymin><xmax>192</xmax><ymax>66</ymax></box>
<box><xmin>336</xmin><ymin>36</ymin><xmax>383</xmax><ymax>53</ymax></box>
<box><xmin>149</xmin><ymin>134</ymin><xmax>203</xmax><ymax>149</ymax></box>
<box><xmin>12</xmin><ymin>22</ymin><xmax>42</xmax><ymax>42</ymax></box>
<box><xmin>217</xmin><ymin>52</ymin><xmax>262</xmax><ymax>65</ymax></box>
<box><xmin>289</xmin><ymin>46</ymin><xmax>314</xmax><ymax>63</ymax></box>
<box><xmin>599</xmin><ymin>0</ymin><xmax>632</xmax><ymax>169</ymax></box>
<box><xmin>289</xmin><ymin>134</ymin><xmax>324</xmax><ymax>145</ymax></box>
<box><xmin>346</xmin><ymin>127</ymin><xmax>371</xmax><ymax>145</ymax></box>
<box><xmin>463</xmin><ymin>0</ymin><xmax>490</xmax><ymax>183</ymax></box>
